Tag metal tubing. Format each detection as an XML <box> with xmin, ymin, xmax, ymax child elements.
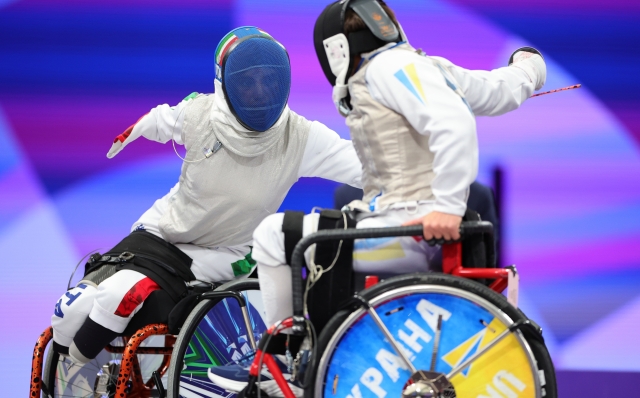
<box><xmin>430</xmin><ymin>315</ymin><xmax>443</xmax><ymax>371</ymax></box>
<box><xmin>30</xmin><ymin>326</ymin><xmax>53</xmax><ymax>398</ymax></box>
<box><xmin>104</xmin><ymin>345</ymin><xmax>173</xmax><ymax>355</ymax></box>
<box><xmin>264</xmin><ymin>354</ymin><xmax>297</xmax><ymax>398</ymax></box>
<box><xmin>442</xmin><ymin>242</ymin><xmax>462</xmax><ymax>274</ymax></box>
<box><xmin>114</xmin><ymin>323</ymin><xmax>170</xmax><ymax>397</ymax></box>
<box><xmin>489</xmin><ymin>277</ymin><xmax>509</xmax><ymax>293</ymax></box>
<box><xmin>454</xmin><ymin>268</ymin><xmax>510</xmax><ymax>279</ymax></box>
<box><xmin>241</xmin><ymin>305</ymin><xmax>258</xmax><ymax>350</ymax></box>
<box><xmin>200</xmin><ymin>290</ymin><xmax>247</xmax><ymax>306</ymax></box>
<box><xmin>146</xmin><ymin>352</ymin><xmax>173</xmax><ymax>389</ymax></box>
<box><xmin>366</xmin><ymin>305</ymin><xmax>418</xmax><ymax>374</ymax></box>
<box><xmin>200</xmin><ymin>290</ymin><xmax>256</xmax><ymax>350</ymax></box>
<box><xmin>290</xmin><ymin>221</ymin><xmax>494</xmax><ymax>317</ymax></box>
<box><xmin>446</xmin><ymin>325</ymin><xmax>512</xmax><ymax>379</ymax></box>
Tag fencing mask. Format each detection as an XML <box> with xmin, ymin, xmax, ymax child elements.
<box><xmin>215</xmin><ymin>27</ymin><xmax>291</xmax><ymax>132</ymax></box>
<box><xmin>314</xmin><ymin>0</ymin><xmax>405</xmax><ymax>116</ymax></box>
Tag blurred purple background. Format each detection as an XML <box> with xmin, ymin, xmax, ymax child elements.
<box><xmin>1</xmin><ymin>0</ymin><xmax>639</xmax><ymax>395</ymax></box>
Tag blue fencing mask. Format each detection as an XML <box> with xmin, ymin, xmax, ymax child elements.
<box><xmin>215</xmin><ymin>27</ymin><xmax>291</xmax><ymax>132</ymax></box>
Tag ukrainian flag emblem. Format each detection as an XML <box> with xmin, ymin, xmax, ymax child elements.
<box><xmin>394</xmin><ymin>63</ymin><xmax>427</xmax><ymax>104</ymax></box>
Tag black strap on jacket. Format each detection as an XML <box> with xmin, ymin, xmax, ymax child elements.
<box><xmin>86</xmin><ymin>230</ymin><xmax>195</xmax><ymax>302</ymax></box>
<box><xmin>283</xmin><ymin>211</ymin><xmax>305</xmax><ymax>266</ymax></box>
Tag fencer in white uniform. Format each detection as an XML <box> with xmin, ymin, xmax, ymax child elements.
<box><xmin>50</xmin><ymin>26</ymin><xmax>362</xmax><ymax>365</ymax></box>
<box><xmin>253</xmin><ymin>1</ymin><xmax>547</xmax><ymax>341</ymax></box>
<box><xmin>208</xmin><ymin>3</ymin><xmax>546</xmax><ymax>395</ymax></box>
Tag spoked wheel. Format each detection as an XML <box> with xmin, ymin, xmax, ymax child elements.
<box><xmin>42</xmin><ymin>334</ymin><xmax>169</xmax><ymax>397</ymax></box>
<box><xmin>307</xmin><ymin>273</ymin><xmax>556</xmax><ymax>398</ymax></box>
<box><xmin>166</xmin><ymin>279</ymin><xmax>266</xmax><ymax>398</ymax></box>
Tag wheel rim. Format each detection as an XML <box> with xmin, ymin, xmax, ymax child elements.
<box><xmin>315</xmin><ymin>285</ymin><xmax>541</xmax><ymax>398</ymax></box>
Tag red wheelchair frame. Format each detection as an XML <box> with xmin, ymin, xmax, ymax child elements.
<box><xmin>242</xmin><ymin>221</ymin><xmax>513</xmax><ymax>398</ymax></box>
<box><xmin>30</xmin><ymin>324</ymin><xmax>173</xmax><ymax>398</ymax></box>
<box><xmin>29</xmin><ymin>286</ymin><xmax>257</xmax><ymax>397</ymax></box>
<box><xmin>29</xmin><ymin>222</ymin><xmax>508</xmax><ymax>398</ymax></box>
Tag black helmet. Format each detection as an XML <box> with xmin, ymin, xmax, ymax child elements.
<box><xmin>313</xmin><ymin>0</ymin><xmax>403</xmax><ymax>116</ymax></box>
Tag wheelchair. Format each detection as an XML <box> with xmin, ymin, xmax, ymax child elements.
<box><xmin>30</xmin><ymin>277</ymin><xmax>266</xmax><ymax>398</ymax></box>
<box><xmin>237</xmin><ymin>221</ymin><xmax>557</xmax><ymax>398</ymax></box>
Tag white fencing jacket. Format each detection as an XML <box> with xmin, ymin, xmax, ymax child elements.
<box><xmin>118</xmin><ymin>90</ymin><xmax>362</xmax><ymax>251</ymax></box>
<box><xmin>349</xmin><ymin>43</ymin><xmax>538</xmax><ymax>215</ymax></box>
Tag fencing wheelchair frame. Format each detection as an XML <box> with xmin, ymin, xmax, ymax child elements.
<box><xmin>30</xmin><ymin>278</ymin><xmax>263</xmax><ymax>398</ymax></box>
<box><xmin>30</xmin><ymin>221</ymin><xmax>557</xmax><ymax>398</ymax></box>
<box><xmin>238</xmin><ymin>221</ymin><xmax>557</xmax><ymax>398</ymax></box>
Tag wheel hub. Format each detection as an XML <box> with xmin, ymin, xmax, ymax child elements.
<box><xmin>94</xmin><ymin>360</ymin><xmax>121</xmax><ymax>398</ymax></box>
<box><xmin>401</xmin><ymin>371</ymin><xmax>456</xmax><ymax>398</ymax></box>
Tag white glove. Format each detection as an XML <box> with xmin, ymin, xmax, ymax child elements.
<box><xmin>508</xmin><ymin>46</ymin><xmax>546</xmax><ymax>91</ymax></box>
<box><xmin>106</xmin><ymin>113</ymin><xmax>148</xmax><ymax>158</ymax></box>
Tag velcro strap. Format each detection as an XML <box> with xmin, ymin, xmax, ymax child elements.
<box><xmin>282</xmin><ymin>211</ymin><xmax>304</xmax><ymax>266</ymax></box>
<box><xmin>318</xmin><ymin>209</ymin><xmax>343</xmax><ymax>221</ymax></box>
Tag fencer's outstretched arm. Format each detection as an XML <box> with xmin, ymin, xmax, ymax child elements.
<box><xmin>431</xmin><ymin>49</ymin><xmax>546</xmax><ymax>117</ymax></box>
<box><xmin>107</xmin><ymin>97</ymin><xmax>191</xmax><ymax>158</ymax></box>
<box><xmin>366</xmin><ymin>51</ymin><xmax>477</xmax><ymax>217</ymax></box>
<box><xmin>298</xmin><ymin>121</ymin><xmax>362</xmax><ymax>188</ymax></box>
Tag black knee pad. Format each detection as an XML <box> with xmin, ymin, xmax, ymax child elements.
<box><xmin>73</xmin><ymin>318</ymin><xmax>118</xmax><ymax>361</ymax></box>
<box><xmin>52</xmin><ymin>341</ymin><xmax>69</xmax><ymax>356</ymax></box>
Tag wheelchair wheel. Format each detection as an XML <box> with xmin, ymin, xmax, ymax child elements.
<box><xmin>42</xmin><ymin>334</ymin><xmax>167</xmax><ymax>397</ymax></box>
<box><xmin>307</xmin><ymin>273</ymin><xmax>556</xmax><ymax>398</ymax></box>
<box><xmin>166</xmin><ymin>278</ymin><xmax>266</xmax><ymax>398</ymax></box>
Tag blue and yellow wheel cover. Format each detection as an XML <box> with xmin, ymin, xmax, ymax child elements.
<box><xmin>321</xmin><ymin>288</ymin><xmax>539</xmax><ymax>398</ymax></box>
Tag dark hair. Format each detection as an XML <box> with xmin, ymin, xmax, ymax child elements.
<box><xmin>343</xmin><ymin>1</ymin><xmax>400</xmax><ymax>37</ymax></box>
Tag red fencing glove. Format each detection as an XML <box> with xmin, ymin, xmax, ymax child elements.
<box><xmin>107</xmin><ymin>113</ymin><xmax>149</xmax><ymax>159</ymax></box>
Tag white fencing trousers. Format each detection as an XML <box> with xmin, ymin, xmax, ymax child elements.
<box><xmin>50</xmin><ymin>242</ymin><xmax>253</xmax><ymax>349</ymax></box>
<box><xmin>51</xmin><ymin>270</ymin><xmax>157</xmax><ymax>347</ymax></box>
<box><xmin>51</xmin><ymin>283</ymin><xmax>98</xmax><ymax>348</ymax></box>
<box><xmin>88</xmin><ymin>270</ymin><xmax>159</xmax><ymax>333</ymax></box>
<box><xmin>252</xmin><ymin>205</ymin><xmax>441</xmax><ymax>329</ymax></box>
<box><xmin>51</xmin><ymin>246</ymin><xmax>252</xmax><ymax>351</ymax></box>
<box><xmin>175</xmin><ymin>243</ymin><xmax>251</xmax><ymax>282</ymax></box>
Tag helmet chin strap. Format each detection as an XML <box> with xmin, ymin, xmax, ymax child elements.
<box><xmin>332</xmin><ymin>84</ymin><xmax>351</xmax><ymax>117</ymax></box>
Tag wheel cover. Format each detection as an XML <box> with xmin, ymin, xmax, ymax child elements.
<box><xmin>177</xmin><ymin>291</ymin><xmax>267</xmax><ymax>398</ymax></box>
<box><xmin>317</xmin><ymin>285</ymin><xmax>541</xmax><ymax>398</ymax></box>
